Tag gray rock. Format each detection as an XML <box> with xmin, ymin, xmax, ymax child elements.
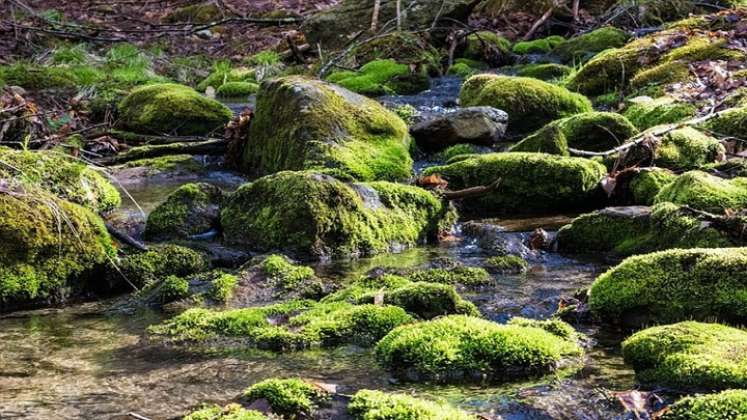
<box><xmin>411</xmin><ymin>106</ymin><xmax>508</xmax><ymax>152</ymax></box>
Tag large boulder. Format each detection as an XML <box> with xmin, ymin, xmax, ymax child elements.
<box><xmin>118</xmin><ymin>83</ymin><xmax>232</xmax><ymax>136</ymax></box>
<box><xmin>589</xmin><ymin>248</ymin><xmax>747</xmax><ymax>326</ymax></box>
<box><xmin>145</xmin><ymin>182</ymin><xmax>224</xmax><ymax>241</ymax></box>
<box><xmin>460</xmin><ymin>75</ymin><xmax>592</xmax><ymax>135</ymax></box>
<box><xmin>411</xmin><ymin>106</ymin><xmax>508</xmax><ymax>152</ymax></box>
<box><xmin>422</xmin><ymin>152</ymin><xmax>607</xmax><ymax>215</ymax></box>
<box><xmin>220</xmin><ymin>171</ymin><xmax>455</xmax><ymax>258</ymax></box>
<box><xmin>239</xmin><ymin>77</ymin><xmax>412</xmax><ymax>182</ymax></box>
<box><xmin>621</xmin><ymin>127</ymin><xmax>725</xmax><ymax>171</ymax></box>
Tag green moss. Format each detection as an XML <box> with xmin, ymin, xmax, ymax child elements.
<box><xmin>209</xmin><ymin>273</ymin><xmax>238</xmax><ymax>303</ymax></box>
<box><xmin>375</xmin><ymin>315</ymin><xmax>582</xmax><ymax>382</ymax></box>
<box><xmin>351</xmin><ymin>32</ymin><xmax>441</xmax><ymax>72</ymax></box>
<box><xmin>122</xmin><ymin>154</ymin><xmax>204</xmax><ymax>174</ymax></box>
<box><xmin>159</xmin><ymin>275</ymin><xmax>189</xmax><ymax>302</ymax></box>
<box><xmin>630</xmin><ymin>61</ymin><xmax>691</xmax><ymax>96</ymax></box>
<box><xmin>327</xmin><ymin>59</ymin><xmax>429</xmax><ymax>96</ymax></box>
<box><xmin>661</xmin><ymin>390</ymin><xmax>747</xmax><ymax>419</ymax></box>
<box><xmin>651</xmin><ymin>127</ymin><xmax>725</xmax><ymax>170</ymax></box>
<box><xmin>117</xmin><ymin>245</ymin><xmax>207</xmax><ymax>288</ymax></box>
<box><xmin>438</xmin><ymin>143</ymin><xmax>483</xmax><ymax>162</ymax></box>
<box><xmin>460</xmin><ymin>75</ymin><xmax>592</xmax><ymax>135</ymax></box>
<box><xmin>515</xmin><ymin>63</ymin><xmax>573</xmax><ymax>81</ymax></box>
<box><xmin>485</xmin><ymin>255</ymin><xmax>528</xmax><ymax>273</ymax></box>
<box><xmin>348</xmin><ymin>390</ymin><xmax>476</xmax><ymax>420</ymax></box>
<box><xmin>623</xmin><ymin>97</ymin><xmax>697</xmax><ymax>131</ymax></box>
<box><xmin>463</xmin><ymin>31</ymin><xmax>511</xmax><ymax>64</ymax></box>
<box><xmin>245</xmin><ymin>50</ymin><xmax>281</xmax><ymax>66</ymax></box>
<box><xmin>551</xmin><ymin>27</ymin><xmax>629</xmax><ymax>64</ymax></box>
<box><xmin>261</xmin><ymin>254</ymin><xmax>316</xmax><ymax>291</ymax></box>
<box><xmin>184</xmin><ymin>403</ymin><xmax>267</xmax><ymax>420</ymax></box>
<box><xmin>243</xmin><ymin>378</ymin><xmax>329</xmax><ymax>418</ymax></box>
<box><xmin>321</xmin><ymin>274</ymin><xmax>411</xmax><ymax>303</ymax></box>
<box><xmin>145</xmin><ymin>183</ymin><xmax>223</xmax><ymax>241</ymax></box>
<box><xmin>512</xmin><ymin>36</ymin><xmax>561</xmax><ymax>55</ymax></box>
<box><xmin>118</xmin><ymin>83</ymin><xmax>232</xmax><ymax>136</ymax></box>
<box><xmin>510</xmin><ymin>112</ymin><xmax>638</xmax><ymax>155</ymax></box>
<box><xmin>164</xmin><ymin>2</ymin><xmax>220</xmax><ymax>23</ymax></box>
<box><xmin>447</xmin><ymin>63</ymin><xmax>478</xmax><ymax>78</ymax></box>
<box><xmin>655</xmin><ymin>171</ymin><xmax>747</xmax><ymax>213</ymax></box>
<box><xmin>0</xmin><ymin>62</ymin><xmax>78</xmax><ymax>89</ymax></box>
<box><xmin>630</xmin><ymin>168</ymin><xmax>678</xmax><ymax>205</ymax></box>
<box><xmin>703</xmin><ymin>106</ymin><xmax>747</xmax><ymax>139</ymax></box>
<box><xmin>508</xmin><ymin>316</ymin><xmax>577</xmax><ymax>340</ymax></box>
<box><xmin>407</xmin><ymin>267</ymin><xmax>491</xmax><ymax>286</ymax></box>
<box><xmin>221</xmin><ymin>171</ymin><xmax>453</xmax><ymax>258</ymax></box>
<box><xmin>241</xmin><ymin>77</ymin><xmax>412</xmax><ymax>182</ymax></box>
<box><xmin>0</xmin><ymin>148</ymin><xmax>120</xmax><ymax>213</ymax></box>
<box><xmin>359</xmin><ymin>282</ymin><xmax>480</xmax><ymax>319</ymax></box>
<box><xmin>664</xmin><ymin>37</ymin><xmax>745</xmax><ymax>63</ymax></box>
<box><xmin>622</xmin><ymin>321</ymin><xmax>747</xmax><ymax>390</ymax></box>
<box><xmin>391</xmin><ymin>104</ymin><xmax>416</xmax><ymax>125</ymax></box>
<box><xmin>590</xmin><ymin>248</ymin><xmax>747</xmax><ymax>325</ymax></box>
<box><xmin>197</xmin><ymin>62</ymin><xmax>256</xmax><ymax>92</ymax></box>
<box><xmin>216</xmin><ymin>81</ymin><xmax>259</xmax><ymax>97</ymax></box>
<box><xmin>423</xmin><ymin>152</ymin><xmax>606</xmax><ymax>215</ymax></box>
<box><xmin>0</xmin><ymin>192</ymin><xmax>114</xmax><ymax>309</ymax></box>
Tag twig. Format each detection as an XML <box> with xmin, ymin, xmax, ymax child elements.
<box><xmin>524</xmin><ymin>5</ymin><xmax>555</xmax><ymax>40</ymax></box>
<box><xmin>442</xmin><ymin>178</ymin><xmax>502</xmax><ymax>201</ymax></box>
<box><xmin>106</xmin><ymin>223</ymin><xmax>148</xmax><ymax>251</ymax></box>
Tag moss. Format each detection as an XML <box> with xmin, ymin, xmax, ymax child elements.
<box><xmin>241</xmin><ymin>77</ymin><xmax>412</xmax><ymax>182</ymax></box>
<box><xmin>348</xmin><ymin>390</ymin><xmax>476</xmax><ymax>420</ymax></box>
<box><xmin>485</xmin><ymin>255</ymin><xmax>528</xmax><ymax>273</ymax></box>
<box><xmin>209</xmin><ymin>273</ymin><xmax>238</xmax><ymax>302</ymax></box>
<box><xmin>0</xmin><ymin>62</ymin><xmax>78</xmax><ymax>90</ymax></box>
<box><xmin>242</xmin><ymin>378</ymin><xmax>329</xmax><ymax>418</ymax></box>
<box><xmin>510</xmin><ymin>112</ymin><xmax>638</xmax><ymax>155</ymax></box>
<box><xmin>623</xmin><ymin>97</ymin><xmax>697</xmax><ymax>131</ymax></box>
<box><xmin>184</xmin><ymin>403</ymin><xmax>267</xmax><ymax>420</ymax></box>
<box><xmin>630</xmin><ymin>61</ymin><xmax>691</xmax><ymax>96</ymax></box>
<box><xmin>551</xmin><ymin>27</ymin><xmax>629</xmax><ymax>64</ymax></box>
<box><xmin>197</xmin><ymin>62</ymin><xmax>256</xmax><ymax>92</ymax></box>
<box><xmin>351</xmin><ymin>32</ymin><xmax>441</xmax><ymax>72</ymax></box>
<box><xmin>117</xmin><ymin>245</ymin><xmax>207</xmax><ymax>288</ymax></box>
<box><xmin>321</xmin><ymin>274</ymin><xmax>411</xmax><ymax>303</ymax></box>
<box><xmin>463</xmin><ymin>31</ymin><xmax>511</xmax><ymax>65</ymax></box>
<box><xmin>508</xmin><ymin>316</ymin><xmax>577</xmax><ymax>340</ymax></box>
<box><xmin>261</xmin><ymin>254</ymin><xmax>316</xmax><ymax>291</ymax></box>
<box><xmin>650</xmin><ymin>127</ymin><xmax>725</xmax><ymax>170</ymax></box>
<box><xmin>655</xmin><ymin>171</ymin><xmax>747</xmax><ymax>213</ymax></box>
<box><xmin>145</xmin><ymin>183</ymin><xmax>223</xmax><ymax>241</ymax></box>
<box><xmin>447</xmin><ymin>63</ymin><xmax>478</xmax><ymax>78</ymax></box>
<box><xmin>630</xmin><ymin>168</ymin><xmax>678</xmax><ymax>205</ymax></box>
<box><xmin>245</xmin><ymin>50</ymin><xmax>282</xmax><ymax>66</ymax></box>
<box><xmin>556</xmin><ymin>203</ymin><xmax>734</xmax><ymax>257</ymax></box>
<box><xmin>159</xmin><ymin>275</ymin><xmax>190</xmax><ymax>302</ymax></box>
<box><xmin>0</xmin><ymin>192</ymin><xmax>114</xmax><ymax>309</ymax></box>
<box><xmin>164</xmin><ymin>2</ymin><xmax>220</xmax><ymax>23</ymax></box>
<box><xmin>327</xmin><ymin>59</ymin><xmax>430</xmax><ymax>96</ymax></box>
<box><xmin>437</xmin><ymin>143</ymin><xmax>483</xmax><ymax>162</ymax></box>
<box><xmin>703</xmin><ymin>106</ymin><xmax>747</xmax><ymax>140</ymax></box>
<box><xmin>590</xmin><ymin>248</ymin><xmax>747</xmax><ymax>325</ymax></box>
<box><xmin>512</xmin><ymin>36</ymin><xmax>562</xmax><ymax>55</ymax></box>
<box><xmin>407</xmin><ymin>267</ymin><xmax>491</xmax><ymax>286</ymax></box>
<box><xmin>375</xmin><ymin>315</ymin><xmax>582</xmax><ymax>382</ymax></box>
<box><xmin>423</xmin><ymin>152</ymin><xmax>606</xmax><ymax>215</ymax></box>
<box><xmin>122</xmin><ymin>154</ymin><xmax>205</xmax><ymax>175</ymax></box>
<box><xmin>0</xmin><ymin>148</ymin><xmax>120</xmax><ymax>213</ymax></box>
<box><xmin>221</xmin><ymin>171</ymin><xmax>453</xmax><ymax>258</ymax></box>
<box><xmin>216</xmin><ymin>81</ymin><xmax>259</xmax><ymax>97</ymax></box>
<box><xmin>460</xmin><ymin>75</ymin><xmax>592</xmax><ymax>135</ymax></box>
<box><xmin>663</xmin><ymin>37</ymin><xmax>745</xmax><ymax>63</ymax></box>
<box><xmin>515</xmin><ymin>63</ymin><xmax>573</xmax><ymax>81</ymax></box>
<box><xmin>661</xmin><ymin>390</ymin><xmax>747</xmax><ymax>420</ymax></box>
<box><xmin>359</xmin><ymin>282</ymin><xmax>480</xmax><ymax>319</ymax></box>
<box><xmin>622</xmin><ymin>321</ymin><xmax>747</xmax><ymax>390</ymax></box>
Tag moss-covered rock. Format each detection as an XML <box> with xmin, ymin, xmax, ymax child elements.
<box><xmin>242</xmin><ymin>378</ymin><xmax>330</xmax><ymax>418</ymax></box>
<box><xmin>589</xmin><ymin>248</ymin><xmax>747</xmax><ymax>326</ymax></box>
<box><xmin>0</xmin><ymin>147</ymin><xmax>120</xmax><ymax>213</ymax></box>
<box><xmin>462</xmin><ymin>31</ymin><xmax>511</xmax><ymax>65</ymax></box>
<box><xmin>630</xmin><ymin>61</ymin><xmax>691</xmax><ymax>97</ymax></box>
<box><xmin>422</xmin><ymin>152</ymin><xmax>606</xmax><ymax>215</ymax></box>
<box><xmin>348</xmin><ymin>390</ymin><xmax>476</xmax><ymax>420</ymax></box>
<box><xmin>630</xmin><ymin>168</ymin><xmax>678</xmax><ymax>205</ymax></box>
<box><xmin>375</xmin><ymin>315</ymin><xmax>582</xmax><ymax>382</ymax></box>
<box><xmin>350</xmin><ymin>31</ymin><xmax>442</xmax><ymax>72</ymax></box>
<box><xmin>145</xmin><ymin>183</ymin><xmax>223</xmax><ymax>241</ymax></box>
<box><xmin>512</xmin><ymin>36</ymin><xmax>564</xmax><ymax>55</ymax></box>
<box><xmin>556</xmin><ymin>203</ymin><xmax>735</xmax><ymax>256</ymax></box>
<box><xmin>460</xmin><ymin>75</ymin><xmax>592</xmax><ymax>135</ymax></box>
<box><xmin>359</xmin><ymin>282</ymin><xmax>480</xmax><ymax>319</ymax></box>
<box><xmin>485</xmin><ymin>255</ymin><xmax>528</xmax><ymax>273</ymax></box>
<box><xmin>515</xmin><ymin>63</ymin><xmax>573</xmax><ymax>81</ymax></box>
<box><xmin>438</xmin><ymin>143</ymin><xmax>484</xmax><ymax>163</ymax></box>
<box><xmin>326</xmin><ymin>59</ymin><xmax>430</xmax><ymax>96</ymax></box>
<box><xmin>551</xmin><ymin>27</ymin><xmax>629</xmax><ymax>64</ymax></box>
<box><xmin>260</xmin><ymin>254</ymin><xmax>317</xmax><ymax>292</ymax></box>
<box><xmin>240</xmin><ymin>77</ymin><xmax>412</xmax><ymax>182</ymax></box>
<box><xmin>663</xmin><ymin>36</ymin><xmax>745</xmax><ymax>63</ymax></box>
<box><xmin>510</xmin><ymin>112</ymin><xmax>638</xmax><ymax>155</ymax></box>
<box><xmin>0</xmin><ymin>62</ymin><xmax>79</xmax><ymax>90</ymax></box>
<box><xmin>216</xmin><ymin>81</ymin><xmax>259</xmax><ymax>97</ymax></box>
<box><xmin>183</xmin><ymin>403</ymin><xmax>267</xmax><ymax>420</ymax></box>
<box><xmin>0</xmin><ymin>192</ymin><xmax>115</xmax><ymax>310</ymax></box>
<box><xmin>622</xmin><ymin>321</ymin><xmax>747</xmax><ymax>390</ymax></box>
<box><xmin>651</xmin><ymin>127</ymin><xmax>725</xmax><ymax>170</ymax></box>
<box><xmin>118</xmin><ymin>83</ymin><xmax>232</xmax><ymax>136</ymax></box>
<box><xmin>406</xmin><ymin>266</ymin><xmax>491</xmax><ymax>286</ymax></box>
<box><xmin>221</xmin><ymin>171</ymin><xmax>454</xmax><ymax>258</ymax></box>
<box><xmin>117</xmin><ymin>244</ymin><xmax>207</xmax><ymax>288</ymax></box>
<box><xmin>623</xmin><ymin>97</ymin><xmax>697</xmax><ymax>131</ymax></box>
<box><xmin>163</xmin><ymin>2</ymin><xmax>220</xmax><ymax>23</ymax></box>
<box><xmin>197</xmin><ymin>63</ymin><xmax>256</xmax><ymax>92</ymax></box>
<box><xmin>655</xmin><ymin>171</ymin><xmax>747</xmax><ymax>213</ymax></box>
<box><xmin>703</xmin><ymin>106</ymin><xmax>747</xmax><ymax>140</ymax></box>
<box><xmin>661</xmin><ymin>390</ymin><xmax>747</xmax><ymax>420</ymax></box>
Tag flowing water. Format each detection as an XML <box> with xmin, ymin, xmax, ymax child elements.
<box><xmin>0</xmin><ymin>78</ymin><xmax>638</xmax><ymax>419</ymax></box>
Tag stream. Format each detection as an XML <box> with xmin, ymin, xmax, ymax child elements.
<box><xmin>0</xmin><ymin>77</ymin><xmax>638</xmax><ymax>420</ymax></box>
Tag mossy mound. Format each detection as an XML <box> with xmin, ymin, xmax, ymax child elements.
<box><xmin>485</xmin><ymin>255</ymin><xmax>528</xmax><ymax>273</ymax></box>
<box><xmin>184</xmin><ymin>403</ymin><xmax>266</xmax><ymax>420</ymax></box>
<box><xmin>650</xmin><ymin>127</ymin><xmax>724</xmax><ymax>170</ymax></box>
<box><xmin>438</xmin><ymin>143</ymin><xmax>484</xmax><ymax>163</ymax></box>
<box><xmin>216</xmin><ymin>81</ymin><xmax>259</xmax><ymax>97</ymax></box>
<box><xmin>117</xmin><ymin>245</ymin><xmax>207</xmax><ymax>288</ymax></box>
<box><xmin>462</xmin><ymin>31</ymin><xmax>512</xmax><ymax>65</ymax></box>
<box><xmin>630</xmin><ymin>61</ymin><xmax>691</xmax><ymax>97</ymax></box>
<box><xmin>221</xmin><ymin>171</ymin><xmax>454</xmax><ymax>258</ymax></box>
<box><xmin>622</xmin><ymin>321</ymin><xmax>747</xmax><ymax>390</ymax></box>
<box><xmin>655</xmin><ymin>171</ymin><xmax>747</xmax><ymax>213</ymax></box>
<box><xmin>163</xmin><ymin>2</ymin><xmax>220</xmax><ymax>23</ymax></box>
<box><xmin>630</xmin><ymin>168</ymin><xmax>678</xmax><ymax>205</ymax></box>
<box><xmin>242</xmin><ymin>378</ymin><xmax>330</xmax><ymax>418</ymax></box>
<box><xmin>259</xmin><ymin>254</ymin><xmax>318</xmax><ymax>293</ymax></box>
<box><xmin>348</xmin><ymin>390</ymin><xmax>476</xmax><ymax>420</ymax></box>
<box><xmin>556</xmin><ymin>203</ymin><xmax>735</xmax><ymax>257</ymax></box>
<box><xmin>422</xmin><ymin>152</ymin><xmax>606</xmax><ymax>215</ymax></box>
<box><xmin>510</xmin><ymin>112</ymin><xmax>638</xmax><ymax>155</ymax></box>
<box><xmin>327</xmin><ymin>59</ymin><xmax>430</xmax><ymax>96</ymax></box>
<box><xmin>663</xmin><ymin>36</ymin><xmax>745</xmax><ymax>63</ymax></box>
<box><xmin>589</xmin><ymin>248</ymin><xmax>747</xmax><ymax>326</ymax></box>
<box><xmin>406</xmin><ymin>266</ymin><xmax>491</xmax><ymax>286</ymax></box>
<box><xmin>660</xmin><ymin>390</ymin><xmax>747</xmax><ymax>420</ymax></box>
<box><xmin>197</xmin><ymin>63</ymin><xmax>256</xmax><ymax>92</ymax></box>
<box><xmin>375</xmin><ymin>315</ymin><xmax>582</xmax><ymax>383</ymax></box>
<box><xmin>515</xmin><ymin>63</ymin><xmax>573</xmax><ymax>81</ymax></box>
<box><xmin>512</xmin><ymin>36</ymin><xmax>564</xmax><ymax>55</ymax></box>
<box><xmin>0</xmin><ymin>62</ymin><xmax>79</xmax><ymax>90</ymax></box>
<box><xmin>551</xmin><ymin>27</ymin><xmax>629</xmax><ymax>64</ymax></box>
<box><xmin>0</xmin><ymin>147</ymin><xmax>120</xmax><ymax>213</ymax></box>
<box><xmin>703</xmin><ymin>106</ymin><xmax>747</xmax><ymax>140</ymax></box>
<box><xmin>149</xmin><ymin>299</ymin><xmax>414</xmax><ymax>351</ymax></box>
<box><xmin>145</xmin><ymin>183</ymin><xmax>223</xmax><ymax>241</ymax></box>
<box><xmin>350</xmin><ymin>32</ymin><xmax>441</xmax><ymax>72</ymax></box>
<box><xmin>460</xmin><ymin>75</ymin><xmax>592</xmax><ymax>135</ymax></box>
<box><xmin>118</xmin><ymin>83</ymin><xmax>232</xmax><ymax>136</ymax></box>
<box><xmin>623</xmin><ymin>97</ymin><xmax>697</xmax><ymax>131</ymax></box>
<box><xmin>240</xmin><ymin>77</ymin><xmax>412</xmax><ymax>182</ymax></box>
<box><xmin>0</xmin><ymin>192</ymin><xmax>114</xmax><ymax>310</ymax></box>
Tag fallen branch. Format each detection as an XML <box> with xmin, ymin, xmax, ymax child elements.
<box><xmin>101</xmin><ymin>139</ymin><xmax>228</xmax><ymax>165</ymax></box>
<box><xmin>442</xmin><ymin>178</ymin><xmax>502</xmax><ymax>201</ymax></box>
<box><xmin>105</xmin><ymin>223</ymin><xmax>148</xmax><ymax>251</ymax></box>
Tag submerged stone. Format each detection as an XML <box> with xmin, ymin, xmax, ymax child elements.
<box><xmin>410</xmin><ymin>106</ymin><xmax>508</xmax><ymax>152</ymax></box>
<box><xmin>145</xmin><ymin>182</ymin><xmax>224</xmax><ymax>241</ymax></box>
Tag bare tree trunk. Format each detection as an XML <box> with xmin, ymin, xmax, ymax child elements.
<box><xmin>371</xmin><ymin>0</ymin><xmax>381</xmax><ymax>32</ymax></box>
<box><xmin>572</xmin><ymin>0</ymin><xmax>580</xmax><ymax>23</ymax></box>
<box><xmin>396</xmin><ymin>0</ymin><xmax>402</xmax><ymax>30</ymax></box>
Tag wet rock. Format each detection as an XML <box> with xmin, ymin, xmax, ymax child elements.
<box><xmin>411</xmin><ymin>106</ymin><xmax>508</xmax><ymax>152</ymax></box>
<box><xmin>661</xmin><ymin>390</ymin><xmax>747</xmax><ymax>419</ymax></box>
<box><xmin>115</xmin><ymin>244</ymin><xmax>208</xmax><ymax>289</ymax></box>
<box><xmin>242</xmin><ymin>378</ymin><xmax>331</xmax><ymax>418</ymax></box>
<box><xmin>461</xmin><ymin>220</ymin><xmax>538</xmax><ymax>257</ymax></box>
<box><xmin>145</xmin><ymin>182</ymin><xmax>224</xmax><ymax>241</ymax></box>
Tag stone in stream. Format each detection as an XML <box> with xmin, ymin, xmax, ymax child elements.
<box><xmin>220</xmin><ymin>171</ymin><xmax>456</xmax><ymax>258</ymax></box>
<box><xmin>410</xmin><ymin>106</ymin><xmax>508</xmax><ymax>152</ymax></box>
<box><xmin>237</xmin><ymin>77</ymin><xmax>412</xmax><ymax>182</ymax></box>
<box><xmin>622</xmin><ymin>321</ymin><xmax>747</xmax><ymax>391</ymax></box>
<box><xmin>617</xmin><ymin>126</ymin><xmax>725</xmax><ymax>171</ymax></box>
<box><xmin>660</xmin><ymin>390</ymin><xmax>747</xmax><ymax>419</ymax></box>
<box><xmin>654</xmin><ymin>170</ymin><xmax>747</xmax><ymax>213</ymax></box>
<box><xmin>589</xmin><ymin>248</ymin><xmax>747</xmax><ymax>327</ymax></box>
<box><xmin>145</xmin><ymin>182</ymin><xmax>224</xmax><ymax>241</ymax></box>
